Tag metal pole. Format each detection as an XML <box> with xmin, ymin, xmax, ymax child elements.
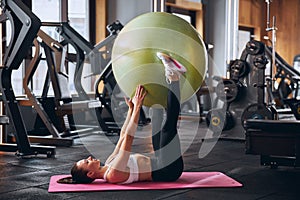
<box><xmin>152</xmin><ymin>0</ymin><xmax>158</xmax><ymax>12</ymax></box>
<box><xmin>160</xmin><ymin>0</ymin><xmax>165</xmax><ymax>12</ymax></box>
<box><xmin>265</xmin><ymin>0</ymin><xmax>277</xmax><ymax>94</ymax></box>
<box><xmin>152</xmin><ymin>0</ymin><xmax>165</xmax><ymax>12</ymax></box>
<box><xmin>272</xmin><ymin>16</ymin><xmax>277</xmax><ymax>76</ymax></box>
<box><xmin>265</xmin><ymin>0</ymin><xmax>272</xmax><ymax>31</ymax></box>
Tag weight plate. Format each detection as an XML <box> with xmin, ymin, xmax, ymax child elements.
<box><xmin>229</xmin><ymin>59</ymin><xmax>249</xmax><ymax>79</ymax></box>
<box><xmin>206</xmin><ymin>109</ymin><xmax>225</xmax><ymax>133</ymax></box>
<box><xmin>206</xmin><ymin>109</ymin><xmax>235</xmax><ymax>132</ymax></box>
<box><xmin>241</xmin><ymin>103</ymin><xmax>274</xmax><ymax>127</ymax></box>
<box><xmin>253</xmin><ymin>55</ymin><xmax>268</xmax><ymax>69</ymax></box>
<box><xmin>216</xmin><ymin>79</ymin><xmax>239</xmax><ymax>103</ymax></box>
<box><xmin>245</xmin><ymin>40</ymin><xmax>264</xmax><ymax>55</ymax></box>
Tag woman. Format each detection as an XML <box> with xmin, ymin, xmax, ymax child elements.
<box><xmin>59</xmin><ymin>52</ymin><xmax>186</xmax><ymax>184</ymax></box>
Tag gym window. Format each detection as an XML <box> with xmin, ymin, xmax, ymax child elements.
<box><xmin>6</xmin><ymin>0</ymin><xmax>93</xmax><ymax>96</ymax></box>
<box><xmin>166</xmin><ymin>6</ymin><xmax>196</xmax><ymax>27</ymax></box>
<box><xmin>238</xmin><ymin>26</ymin><xmax>254</xmax><ymax>58</ymax></box>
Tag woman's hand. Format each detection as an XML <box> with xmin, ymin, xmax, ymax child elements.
<box><xmin>124</xmin><ymin>97</ymin><xmax>134</xmax><ymax>110</ymax></box>
<box><xmin>132</xmin><ymin>85</ymin><xmax>147</xmax><ymax>110</ymax></box>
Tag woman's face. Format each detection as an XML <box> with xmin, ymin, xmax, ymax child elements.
<box><xmin>76</xmin><ymin>156</ymin><xmax>101</xmax><ymax>173</ymax></box>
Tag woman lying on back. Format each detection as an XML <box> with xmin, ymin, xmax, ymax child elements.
<box><xmin>59</xmin><ymin>52</ymin><xmax>186</xmax><ymax>184</ymax></box>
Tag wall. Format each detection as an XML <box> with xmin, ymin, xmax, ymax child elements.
<box><xmin>107</xmin><ymin>0</ymin><xmax>152</xmax><ymax>25</ymax></box>
<box><xmin>239</xmin><ymin>0</ymin><xmax>264</xmax><ymax>33</ymax></box>
<box><xmin>97</xmin><ymin>0</ymin><xmax>300</xmax><ymax>66</ymax></box>
<box><xmin>95</xmin><ymin>0</ymin><xmax>151</xmax><ymax>43</ymax></box>
<box><xmin>269</xmin><ymin>0</ymin><xmax>300</xmax><ymax>64</ymax></box>
<box><xmin>95</xmin><ymin>0</ymin><xmax>106</xmax><ymax>43</ymax></box>
<box><xmin>239</xmin><ymin>0</ymin><xmax>300</xmax><ymax>65</ymax></box>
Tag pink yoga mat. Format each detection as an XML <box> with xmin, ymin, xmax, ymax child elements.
<box><xmin>48</xmin><ymin>172</ymin><xmax>242</xmax><ymax>193</ymax></box>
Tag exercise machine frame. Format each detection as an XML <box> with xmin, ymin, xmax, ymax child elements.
<box><xmin>0</xmin><ymin>0</ymin><xmax>55</xmax><ymax>157</ymax></box>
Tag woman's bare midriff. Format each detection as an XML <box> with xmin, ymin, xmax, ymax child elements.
<box><xmin>134</xmin><ymin>154</ymin><xmax>153</xmax><ymax>182</ymax></box>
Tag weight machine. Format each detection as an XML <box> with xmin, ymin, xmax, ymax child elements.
<box><xmin>244</xmin><ymin>0</ymin><xmax>300</xmax><ymax>168</ymax></box>
<box><xmin>21</xmin><ymin>19</ymin><xmax>149</xmax><ymax>138</ymax></box>
<box><xmin>206</xmin><ymin>42</ymin><xmax>300</xmax><ymax>168</ymax></box>
<box><xmin>54</xmin><ymin>21</ymin><xmax>124</xmax><ymax>133</ymax></box>
<box><xmin>264</xmin><ymin>45</ymin><xmax>300</xmax><ymax>118</ymax></box>
<box><xmin>0</xmin><ymin>0</ymin><xmax>55</xmax><ymax>157</ymax></box>
<box><xmin>20</xmin><ymin>27</ymin><xmax>102</xmax><ymax>144</ymax></box>
<box><xmin>55</xmin><ymin>21</ymin><xmax>150</xmax><ymax>128</ymax></box>
<box><xmin>206</xmin><ymin>40</ymin><xmax>277</xmax><ymax>140</ymax></box>
<box><xmin>205</xmin><ymin>0</ymin><xmax>300</xmax><ymax>142</ymax></box>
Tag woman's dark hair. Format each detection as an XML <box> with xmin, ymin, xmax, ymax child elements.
<box><xmin>57</xmin><ymin>163</ymin><xmax>95</xmax><ymax>184</ymax></box>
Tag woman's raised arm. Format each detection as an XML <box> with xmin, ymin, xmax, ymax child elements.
<box><xmin>105</xmin><ymin>85</ymin><xmax>147</xmax><ymax>183</ymax></box>
<box><xmin>105</xmin><ymin>97</ymin><xmax>134</xmax><ymax>164</ymax></box>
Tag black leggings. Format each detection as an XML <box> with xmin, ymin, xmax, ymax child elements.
<box><xmin>151</xmin><ymin>81</ymin><xmax>184</xmax><ymax>182</ymax></box>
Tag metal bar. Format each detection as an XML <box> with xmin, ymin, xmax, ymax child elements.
<box><xmin>61</xmin><ymin>0</ymin><xmax>68</xmax><ymax>22</ymax></box>
<box><xmin>41</xmin><ymin>22</ymin><xmax>63</xmax><ymax>27</ymax></box>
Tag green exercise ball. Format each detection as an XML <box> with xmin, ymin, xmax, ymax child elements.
<box><xmin>112</xmin><ymin>12</ymin><xmax>207</xmax><ymax>107</ymax></box>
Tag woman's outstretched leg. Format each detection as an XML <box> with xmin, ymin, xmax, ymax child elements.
<box><xmin>151</xmin><ymin>52</ymin><xmax>186</xmax><ymax>182</ymax></box>
<box><xmin>151</xmin><ymin>107</ymin><xmax>164</xmax><ymax>152</ymax></box>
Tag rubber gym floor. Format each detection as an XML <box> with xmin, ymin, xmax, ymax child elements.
<box><xmin>0</xmin><ymin>118</ymin><xmax>299</xmax><ymax>200</ymax></box>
